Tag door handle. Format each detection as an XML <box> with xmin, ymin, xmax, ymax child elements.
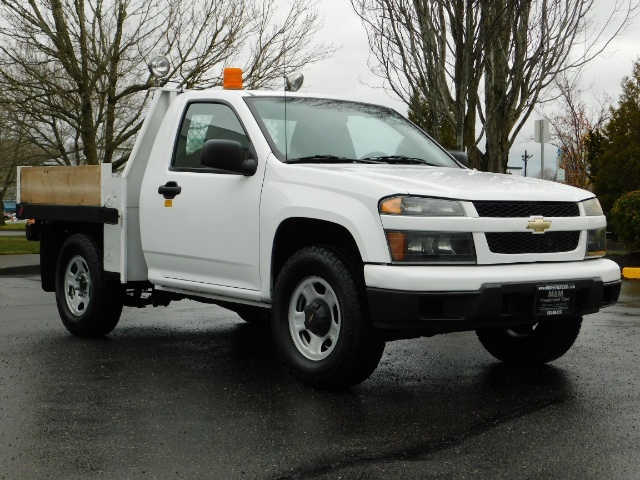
<box><xmin>158</xmin><ymin>181</ymin><xmax>182</xmax><ymax>199</ymax></box>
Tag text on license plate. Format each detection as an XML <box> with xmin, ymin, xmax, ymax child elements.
<box><xmin>534</xmin><ymin>283</ymin><xmax>576</xmax><ymax>316</ymax></box>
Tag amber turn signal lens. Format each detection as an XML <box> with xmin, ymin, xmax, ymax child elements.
<box><xmin>380</xmin><ymin>197</ymin><xmax>402</xmax><ymax>214</ymax></box>
<box><xmin>387</xmin><ymin>232</ymin><xmax>406</xmax><ymax>261</ymax></box>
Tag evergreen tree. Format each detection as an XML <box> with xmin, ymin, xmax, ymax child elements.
<box><xmin>592</xmin><ymin>60</ymin><xmax>640</xmax><ymax>215</ymax></box>
<box><xmin>584</xmin><ymin>129</ymin><xmax>605</xmax><ymax>187</ymax></box>
<box><xmin>408</xmin><ymin>91</ymin><xmax>457</xmax><ymax>150</ymax></box>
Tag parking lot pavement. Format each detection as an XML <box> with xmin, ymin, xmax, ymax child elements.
<box><xmin>0</xmin><ymin>254</ymin><xmax>39</xmax><ymax>276</ymax></box>
<box><xmin>0</xmin><ymin>275</ymin><xmax>638</xmax><ymax>479</ymax></box>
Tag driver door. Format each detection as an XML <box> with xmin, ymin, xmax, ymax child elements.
<box><xmin>141</xmin><ymin>101</ymin><xmax>264</xmax><ymax>293</ymax></box>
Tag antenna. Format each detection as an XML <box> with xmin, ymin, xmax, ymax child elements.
<box><xmin>284</xmin><ymin>36</ymin><xmax>288</xmax><ymax>163</ymax></box>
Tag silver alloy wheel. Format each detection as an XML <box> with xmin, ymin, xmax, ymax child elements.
<box><xmin>288</xmin><ymin>276</ymin><xmax>341</xmax><ymax>361</ymax></box>
<box><xmin>64</xmin><ymin>255</ymin><xmax>91</xmax><ymax>316</ymax></box>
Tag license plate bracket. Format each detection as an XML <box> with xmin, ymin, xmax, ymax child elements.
<box><xmin>534</xmin><ymin>283</ymin><xmax>576</xmax><ymax>317</ymax></box>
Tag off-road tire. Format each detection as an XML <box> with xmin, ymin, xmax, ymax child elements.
<box><xmin>476</xmin><ymin>317</ymin><xmax>583</xmax><ymax>365</ymax></box>
<box><xmin>55</xmin><ymin>233</ymin><xmax>123</xmax><ymax>337</ymax></box>
<box><xmin>272</xmin><ymin>246</ymin><xmax>385</xmax><ymax>389</ymax></box>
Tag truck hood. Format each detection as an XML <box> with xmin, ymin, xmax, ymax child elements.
<box><xmin>299</xmin><ymin>164</ymin><xmax>593</xmax><ymax>202</ymax></box>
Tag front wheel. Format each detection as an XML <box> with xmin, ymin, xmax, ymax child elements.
<box><xmin>272</xmin><ymin>246</ymin><xmax>385</xmax><ymax>389</ymax></box>
<box><xmin>55</xmin><ymin>233</ymin><xmax>123</xmax><ymax>337</ymax></box>
<box><xmin>476</xmin><ymin>317</ymin><xmax>583</xmax><ymax>365</ymax></box>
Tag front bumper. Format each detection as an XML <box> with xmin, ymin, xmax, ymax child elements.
<box><xmin>364</xmin><ymin>259</ymin><xmax>621</xmax><ymax>334</ymax></box>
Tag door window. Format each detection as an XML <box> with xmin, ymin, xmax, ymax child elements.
<box><xmin>173</xmin><ymin>103</ymin><xmax>250</xmax><ymax>170</ymax></box>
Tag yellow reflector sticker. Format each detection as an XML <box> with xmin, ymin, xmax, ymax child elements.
<box><xmin>165</xmin><ymin>200</ymin><xmax>173</xmax><ymax>208</ymax></box>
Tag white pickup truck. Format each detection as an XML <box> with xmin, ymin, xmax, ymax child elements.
<box><xmin>17</xmin><ymin>76</ymin><xmax>621</xmax><ymax>389</ymax></box>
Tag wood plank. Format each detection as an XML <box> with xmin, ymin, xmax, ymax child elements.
<box><xmin>20</xmin><ymin>165</ymin><xmax>102</xmax><ymax>206</ymax></box>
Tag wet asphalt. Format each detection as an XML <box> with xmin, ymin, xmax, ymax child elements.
<box><xmin>0</xmin><ymin>275</ymin><xmax>639</xmax><ymax>479</ymax></box>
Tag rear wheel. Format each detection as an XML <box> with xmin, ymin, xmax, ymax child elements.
<box><xmin>476</xmin><ymin>317</ymin><xmax>582</xmax><ymax>365</ymax></box>
<box><xmin>272</xmin><ymin>246</ymin><xmax>385</xmax><ymax>389</ymax></box>
<box><xmin>55</xmin><ymin>233</ymin><xmax>123</xmax><ymax>337</ymax></box>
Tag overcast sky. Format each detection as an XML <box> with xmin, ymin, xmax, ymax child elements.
<box><xmin>298</xmin><ymin>1</ymin><xmax>640</xmax><ymax>177</ymax></box>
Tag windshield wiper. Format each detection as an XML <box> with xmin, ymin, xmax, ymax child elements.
<box><xmin>288</xmin><ymin>155</ymin><xmax>385</xmax><ymax>165</ymax></box>
<box><xmin>359</xmin><ymin>155</ymin><xmax>438</xmax><ymax>166</ymax></box>
<box><xmin>287</xmin><ymin>155</ymin><xmax>355</xmax><ymax>164</ymax></box>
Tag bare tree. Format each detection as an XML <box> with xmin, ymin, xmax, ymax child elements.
<box><xmin>351</xmin><ymin>0</ymin><xmax>637</xmax><ymax>172</ymax></box>
<box><xmin>0</xmin><ymin>115</ymin><xmax>17</xmax><ymax>226</ymax></box>
<box><xmin>0</xmin><ymin>0</ymin><xmax>332</xmax><ymax>168</ymax></box>
<box><xmin>533</xmin><ymin>166</ymin><xmax>558</xmax><ymax>182</ymax></box>
<box><xmin>0</xmin><ymin>104</ymin><xmax>42</xmax><ymax>225</ymax></box>
<box><xmin>545</xmin><ymin>75</ymin><xmax>609</xmax><ymax>190</ymax></box>
<box><xmin>351</xmin><ymin>0</ymin><xmax>484</xmax><ymax>166</ymax></box>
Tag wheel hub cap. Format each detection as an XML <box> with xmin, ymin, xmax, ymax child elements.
<box><xmin>304</xmin><ymin>299</ymin><xmax>332</xmax><ymax>337</ymax></box>
<box><xmin>64</xmin><ymin>255</ymin><xmax>91</xmax><ymax>316</ymax></box>
<box><xmin>288</xmin><ymin>276</ymin><xmax>341</xmax><ymax>361</ymax></box>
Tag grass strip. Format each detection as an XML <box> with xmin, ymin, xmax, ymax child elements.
<box><xmin>0</xmin><ymin>236</ymin><xmax>40</xmax><ymax>255</ymax></box>
<box><xmin>0</xmin><ymin>223</ymin><xmax>27</xmax><ymax>231</ymax></box>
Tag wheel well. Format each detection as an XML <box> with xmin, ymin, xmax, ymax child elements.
<box><xmin>271</xmin><ymin>218</ymin><xmax>362</xmax><ymax>291</ymax></box>
<box><xmin>36</xmin><ymin>221</ymin><xmax>103</xmax><ymax>292</ymax></box>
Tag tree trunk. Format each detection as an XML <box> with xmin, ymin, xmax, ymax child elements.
<box><xmin>0</xmin><ymin>143</ymin><xmax>20</xmax><ymax>226</ymax></box>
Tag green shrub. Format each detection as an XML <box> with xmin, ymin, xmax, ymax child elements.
<box><xmin>610</xmin><ymin>191</ymin><xmax>640</xmax><ymax>252</ymax></box>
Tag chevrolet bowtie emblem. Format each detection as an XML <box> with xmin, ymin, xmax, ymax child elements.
<box><xmin>527</xmin><ymin>217</ymin><xmax>552</xmax><ymax>234</ymax></box>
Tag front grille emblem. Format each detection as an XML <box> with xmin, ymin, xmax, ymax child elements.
<box><xmin>527</xmin><ymin>217</ymin><xmax>552</xmax><ymax>234</ymax></box>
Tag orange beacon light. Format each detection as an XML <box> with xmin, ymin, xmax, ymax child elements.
<box><xmin>223</xmin><ymin>68</ymin><xmax>243</xmax><ymax>90</ymax></box>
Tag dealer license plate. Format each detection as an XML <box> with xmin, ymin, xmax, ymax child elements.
<box><xmin>534</xmin><ymin>283</ymin><xmax>576</xmax><ymax>317</ymax></box>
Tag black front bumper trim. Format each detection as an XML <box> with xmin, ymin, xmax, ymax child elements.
<box><xmin>367</xmin><ymin>279</ymin><xmax>621</xmax><ymax>334</ymax></box>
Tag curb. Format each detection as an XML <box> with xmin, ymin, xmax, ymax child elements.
<box><xmin>0</xmin><ymin>265</ymin><xmax>40</xmax><ymax>277</ymax></box>
<box><xmin>622</xmin><ymin>267</ymin><xmax>640</xmax><ymax>280</ymax></box>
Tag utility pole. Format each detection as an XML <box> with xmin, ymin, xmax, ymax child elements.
<box><xmin>522</xmin><ymin>150</ymin><xmax>533</xmax><ymax>177</ymax></box>
<box><xmin>535</xmin><ymin>119</ymin><xmax>550</xmax><ymax>178</ymax></box>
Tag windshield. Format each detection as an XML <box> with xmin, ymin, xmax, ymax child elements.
<box><xmin>244</xmin><ymin>97</ymin><xmax>460</xmax><ymax>167</ymax></box>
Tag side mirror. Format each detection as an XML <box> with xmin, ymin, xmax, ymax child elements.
<box><xmin>448</xmin><ymin>150</ymin><xmax>468</xmax><ymax>167</ymax></box>
<box><xmin>200</xmin><ymin>139</ymin><xmax>257</xmax><ymax>176</ymax></box>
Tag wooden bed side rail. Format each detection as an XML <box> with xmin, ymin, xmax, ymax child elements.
<box><xmin>17</xmin><ymin>164</ymin><xmax>111</xmax><ymax>206</ymax></box>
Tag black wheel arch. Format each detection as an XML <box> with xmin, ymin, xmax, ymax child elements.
<box><xmin>271</xmin><ymin>218</ymin><xmax>363</xmax><ymax>293</ymax></box>
<box><xmin>34</xmin><ymin>221</ymin><xmax>103</xmax><ymax>292</ymax></box>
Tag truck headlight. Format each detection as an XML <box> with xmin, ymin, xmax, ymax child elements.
<box><xmin>386</xmin><ymin>231</ymin><xmax>476</xmax><ymax>264</ymax></box>
<box><xmin>586</xmin><ymin>228</ymin><xmax>606</xmax><ymax>258</ymax></box>
<box><xmin>380</xmin><ymin>196</ymin><xmax>465</xmax><ymax>216</ymax></box>
<box><xmin>582</xmin><ymin>198</ymin><xmax>603</xmax><ymax>216</ymax></box>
